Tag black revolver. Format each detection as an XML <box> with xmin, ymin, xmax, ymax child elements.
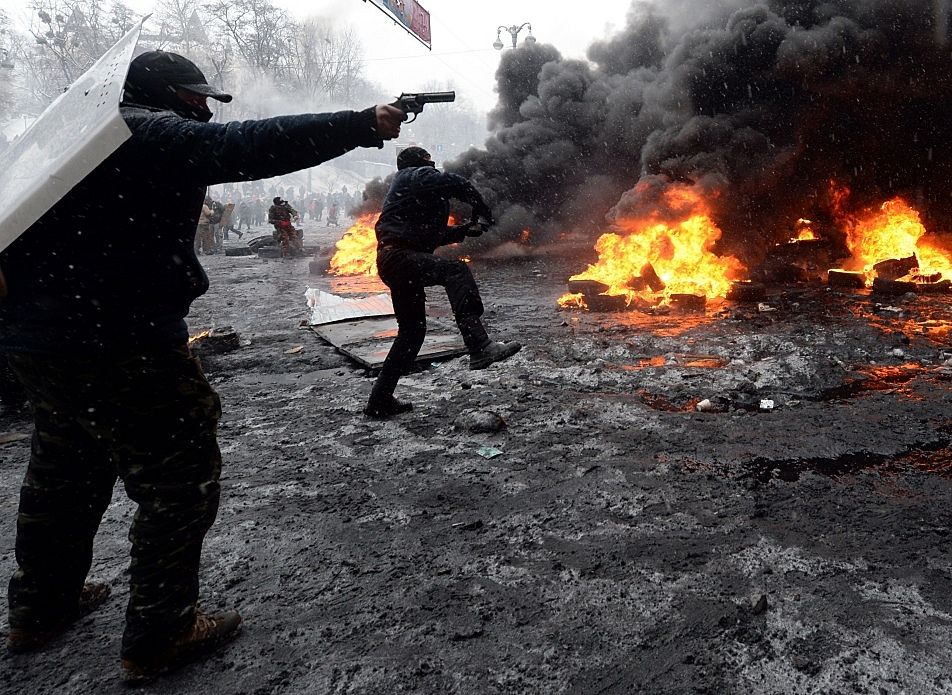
<box><xmin>392</xmin><ymin>91</ymin><xmax>456</xmax><ymax>123</ymax></box>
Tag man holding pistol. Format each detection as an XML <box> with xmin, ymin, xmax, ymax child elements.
<box><xmin>0</xmin><ymin>50</ymin><xmax>404</xmax><ymax>681</ymax></box>
<box><xmin>365</xmin><ymin>146</ymin><xmax>521</xmax><ymax>418</ymax></box>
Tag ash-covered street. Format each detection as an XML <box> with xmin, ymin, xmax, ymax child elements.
<box><xmin>3</xmin><ymin>220</ymin><xmax>952</xmax><ymax>694</ymax></box>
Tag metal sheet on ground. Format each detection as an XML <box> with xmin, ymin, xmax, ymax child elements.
<box><xmin>309</xmin><ymin>317</ymin><xmax>466</xmax><ymax>368</ymax></box>
<box><xmin>305</xmin><ymin>290</ymin><xmax>394</xmax><ymax>326</ymax></box>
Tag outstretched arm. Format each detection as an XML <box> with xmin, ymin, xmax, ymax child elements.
<box><xmin>125</xmin><ymin>105</ymin><xmax>406</xmax><ymax>185</ymax></box>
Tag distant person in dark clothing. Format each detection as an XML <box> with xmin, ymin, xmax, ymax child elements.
<box><xmin>268</xmin><ymin>197</ymin><xmax>303</xmax><ymax>257</ymax></box>
<box><xmin>365</xmin><ymin>146</ymin><xmax>521</xmax><ymax>418</ymax></box>
<box><xmin>236</xmin><ymin>200</ymin><xmax>251</xmax><ymax>231</ymax></box>
<box><xmin>207</xmin><ymin>197</ymin><xmax>226</xmax><ymax>251</ymax></box>
<box><xmin>0</xmin><ymin>49</ymin><xmax>405</xmax><ymax>681</ymax></box>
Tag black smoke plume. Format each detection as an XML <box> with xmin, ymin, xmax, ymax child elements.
<box><xmin>442</xmin><ymin>0</ymin><xmax>952</xmax><ymax>262</ymax></box>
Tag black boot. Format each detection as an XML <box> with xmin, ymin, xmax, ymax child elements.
<box><xmin>364</xmin><ymin>394</ymin><xmax>414</xmax><ymax>419</ymax></box>
<box><xmin>469</xmin><ymin>341</ymin><xmax>522</xmax><ymax>370</ymax></box>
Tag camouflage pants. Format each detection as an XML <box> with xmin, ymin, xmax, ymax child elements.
<box><xmin>7</xmin><ymin>346</ymin><xmax>222</xmax><ymax>660</ymax></box>
<box><xmin>197</xmin><ymin>223</ymin><xmax>215</xmax><ymax>255</ymax></box>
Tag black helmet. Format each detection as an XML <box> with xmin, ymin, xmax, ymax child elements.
<box><xmin>123</xmin><ymin>50</ymin><xmax>232</xmax><ymax>122</ymax></box>
<box><xmin>273</xmin><ymin>197</ymin><xmax>283</xmax><ymax>205</ymax></box>
<box><xmin>397</xmin><ymin>146</ymin><xmax>433</xmax><ymax>170</ymax></box>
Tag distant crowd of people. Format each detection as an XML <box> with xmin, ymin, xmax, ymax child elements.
<box><xmin>192</xmin><ymin>187</ymin><xmax>356</xmax><ymax>255</ymax></box>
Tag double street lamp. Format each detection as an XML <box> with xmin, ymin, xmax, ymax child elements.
<box><xmin>493</xmin><ymin>22</ymin><xmax>536</xmax><ymax>50</ymax></box>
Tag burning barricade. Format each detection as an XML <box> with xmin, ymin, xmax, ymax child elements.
<box><xmin>558</xmin><ymin>183</ymin><xmax>745</xmax><ymax>314</ymax></box>
<box><xmin>833</xmin><ymin>197</ymin><xmax>952</xmax><ymax>296</ymax></box>
<box><xmin>326</xmin><ymin>213</ymin><xmax>380</xmax><ymax>277</ymax></box>
<box><xmin>560</xmin><ymin>181</ymin><xmax>952</xmax><ymax>314</ymax></box>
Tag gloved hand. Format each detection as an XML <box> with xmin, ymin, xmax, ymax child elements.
<box><xmin>474</xmin><ymin>203</ymin><xmax>494</xmax><ymax>226</ymax></box>
<box><xmin>463</xmin><ymin>220</ymin><xmax>487</xmax><ymax>237</ymax></box>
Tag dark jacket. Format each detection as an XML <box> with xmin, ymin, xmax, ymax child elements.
<box><xmin>0</xmin><ymin>106</ymin><xmax>380</xmax><ymax>355</ymax></box>
<box><xmin>375</xmin><ymin>166</ymin><xmax>488</xmax><ymax>253</ymax></box>
<box><xmin>268</xmin><ymin>202</ymin><xmax>297</xmax><ymax>224</ymax></box>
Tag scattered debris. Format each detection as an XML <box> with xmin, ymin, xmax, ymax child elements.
<box><xmin>567</xmin><ymin>279</ymin><xmax>610</xmax><ymax>296</ymax></box>
<box><xmin>189</xmin><ymin>327</ymin><xmax>241</xmax><ymax>355</ymax></box>
<box><xmin>670</xmin><ymin>294</ymin><xmax>706</xmax><ymax>314</ymax></box>
<box><xmin>585</xmin><ymin>293</ymin><xmax>629</xmax><ymax>312</ymax></box>
<box><xmin>453</xmin><ymin>410</ymin><xmax>507</xmax><ymax>434</ymax></box>
<box><xmin>451</xmin><ymin>520</ymin><xmax>484</xmax><ymax>531</ymax></box>
<box><xmin>726</xmin><ymin>281</ymin><xmax>766</xmax><ymax>302</ymax></box>
<box><xmin>635</xmin><ymin>263</ymin><xmax>666</xmax><ymax>292</ymax></box>
<box><xmin>308</xmin><ymin>247</ymin><xmax>334</xmax><ymax>276</ymax></box>
<box><xmin>476</xmin><ymin>446</ymin><xmax>504</xmax><ymax>459</ymax></box>
<box><xmin>873</xmin><ymin>254</ymin><xmax>918</xmax><ymax>280</ymax></box>
<box><xmin>284</xmin><ymin>345</ymin><xmax>304</xmax><ymax>355</ymax></box>
<box><xmin>827</xmin><ymin>269</ymin><xmax>866</xmax><ymax>289</ymax></box>
<box><xmin>872</xmin><ymin>277</ymin><xmax>917</xmax><ymax>296</ymax></box>
<box><xmin>696</xmin><ymin>399</ymin><xmax>716</xmax><ymax>412</ymax></box>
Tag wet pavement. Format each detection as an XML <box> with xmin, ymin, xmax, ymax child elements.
<box><xmin>2</xmin><ymin>219</ymin><xmax>952</xmax><ymax>694</ymax></box>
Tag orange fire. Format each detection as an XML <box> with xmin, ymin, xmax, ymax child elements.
<box><xmin>329</xmin><ymin>213</ymin><xmax>380</xmax><ymax>276</ymax></box>
<box><xmin>327</xmin><ymin>213</ymin><xmax>463</xmax><ymax>276</ymax></box>
<box><xmin>520</xmin><ymin>228</ymin><xmax>532</xmax><ymax>245</ymax></box>
<box><xmin>188</xmin><ymin>330</ymin><xmax>210</xmax><ymax>345</ymax></box>
<box><xmin>840</xmin><ymin>198</ymin><xmax>952</xmax><ymax>279</ymax></box>
<box><xmin>558</xmin><ymin>183</ymin><xmax>744</xmax><ymax>308</ymax></box>
<box><xmin>791</xmin><ymin>219</ymin><xmax>817</xmax><ymax>242</ymax></box>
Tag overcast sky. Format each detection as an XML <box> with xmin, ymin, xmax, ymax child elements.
<box><xmin>300</xmin><ymin>0</ymin><xmax>633</xmax><ymax>111</ymax></box>
<box><xmin>6</xmin><ymin>0</ymin><xmax>634</xmax><ymax>112</ymax></box>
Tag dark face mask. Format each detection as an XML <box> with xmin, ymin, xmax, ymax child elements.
<box><xmin>179</xmin><ymin>102</ymin><xmax>213</xmax><ymax>122</ymax></box>
<box><xmin>123</xmin><ymin>82</ymin><xmax>213</xmax><ymax>122</ymax></box>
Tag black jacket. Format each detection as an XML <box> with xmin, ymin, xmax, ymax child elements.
<box><xmin>375</xmin><ymin>166</ymin><xmax>488</xmax><ymax>253</ymax></box>
<box><xmin>0</xmin><ymin>105</ymin><xmax>380</xmax><ymax>355</ymax></box>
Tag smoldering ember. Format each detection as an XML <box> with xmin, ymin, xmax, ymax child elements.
<box><xmin>4</xmin><ymin>0</ymin><xmax>952</xmax><ymax>693</ymax></box>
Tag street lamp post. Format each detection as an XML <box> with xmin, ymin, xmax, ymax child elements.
<box><xmin>493</xmin><ymin>22</ymin><xmax>536</xmax><ymax>50</ymax></box>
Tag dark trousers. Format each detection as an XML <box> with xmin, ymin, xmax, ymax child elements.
<box><xmin>371</xmin><ymin>248</ymin><xmax>490</xmax><ymax>400</ymax></box>
<box><xmin>7</xmin><ymin>346</ymin><xmax>222</xmax><ymax>660</ymax></box>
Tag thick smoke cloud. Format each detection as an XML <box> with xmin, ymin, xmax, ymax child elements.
<box><xmin>443</xmin><ymin>0</ymin><xmax>952</xmax><ymax>262</ymax></box>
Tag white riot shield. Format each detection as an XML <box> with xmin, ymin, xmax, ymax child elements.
<box><xmin>0</xmin><ymin>20</ymin><xmax>144</xmax><ymax>253</ymax></box>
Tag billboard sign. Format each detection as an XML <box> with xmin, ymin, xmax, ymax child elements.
<box><xmin>365</xmin><ymin>0</ymin><xmax>432</xmax><ymax>50</ymax></box>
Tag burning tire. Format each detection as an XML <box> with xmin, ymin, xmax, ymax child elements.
<box><xmin>726</xmin><ymin>281</ymin><xmax>766</xmax><ymax>302</ymax></box>
<box><xmin>871</xmin><ymin>277</ymin><xmax>916</xmax><ymax>296</ymax></box>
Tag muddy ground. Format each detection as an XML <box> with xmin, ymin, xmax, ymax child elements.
<box><xmin>3</xmin><ymin>219</ymin><xmax>952</xmax><ymax>695</ymax></box>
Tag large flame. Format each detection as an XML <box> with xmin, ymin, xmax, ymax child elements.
<box><xmin>791</xmin><ymin>219</ymin><xmax>817</xmax><ymax>243</ymax></box>
<box><xmin>559</xmin><ymin>183</ymin><xmax>744</xmax><ymax>308</ymax></box>
<box><xmin>327</xmin><ymin>213</ymin><xmax>462</xmax><ymax>276</ymax></box>
<box><xmin>329</xmin><ymin>213</ymin><xmax>379</xmax><ymax>276</ymax></box>
<box><xmin>841</xmin><ymin>198</ymin><xmax>952</xmax><ymax>278</ymax></box>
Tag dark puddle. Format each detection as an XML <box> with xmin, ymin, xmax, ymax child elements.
<box><xmin>679</xmin><ymin>441</ymin><xmax>952</xmax><ymax>482</ymax></box>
